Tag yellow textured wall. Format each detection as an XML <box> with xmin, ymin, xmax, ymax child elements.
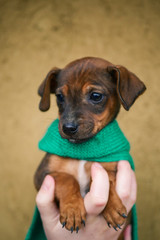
<box><xmin>0</xmin><ymin>0</ymin><xmax>160</xmax><ymax>239</ymax></box>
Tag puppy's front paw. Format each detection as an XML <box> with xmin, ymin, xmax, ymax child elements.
<box><xmin>60</xmin><ymin>197</ymin><xmax>86</xmax><ymax>233</ymax></box>
<box><xmin>102</xmin><ymin>199</ymin><xmax>127</xmax><ymax>231</ymax></box>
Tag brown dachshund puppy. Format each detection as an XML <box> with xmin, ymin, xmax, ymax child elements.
<box><xmin>34</xmin><ymin>57</ymin><xmax>146</xmax><ymax>235</ymax></box>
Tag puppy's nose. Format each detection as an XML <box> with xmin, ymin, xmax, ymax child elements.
<box><xmin>62</xmin><ymin>123</ymin><xmax>78</xmax><ymax>135</ymax></box>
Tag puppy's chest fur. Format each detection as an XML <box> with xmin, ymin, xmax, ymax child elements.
<box><xmin>49</xmin><ymin>155</ymin><xmax>92</xmax><ymax>197</ymax></box>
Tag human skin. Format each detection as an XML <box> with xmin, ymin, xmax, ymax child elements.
<box><xmin>36</xmin><ymin>161</ymin><xmax>136</xmax><ymax>240</ymax></box>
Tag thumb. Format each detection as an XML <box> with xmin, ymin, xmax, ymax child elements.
<box><xmin>84</xmin><ymin>163</ymin><xmax>109</xmax><ymax>215</ymax></box>
<box><xmin>36</xmin><ymin>175</ymin><xmax>59</xmax><ymax>227</ymax></box>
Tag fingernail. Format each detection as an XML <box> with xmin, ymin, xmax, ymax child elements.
<box><xmin>42</xmin><ymin>175</ymin><xmax>53</xmax><ymax>191</ymax></box>
<box><xmin>92</xmin><ymin>163</ymin><xmax>103</xmax><ymax>178</ymax></box>
<box><xmin>93</xmin><ymin>162</ymin><xmax>103</xmax><ymax>169</ymax></box>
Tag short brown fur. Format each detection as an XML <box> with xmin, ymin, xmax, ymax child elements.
<box><xmin>35</xmin><ymin>57</ymin><xmax>146</xmax><ymax>237</ymax></box>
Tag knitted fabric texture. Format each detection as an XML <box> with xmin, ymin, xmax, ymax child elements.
<box><xmin>38</xmin><ymin>119</ymin><xmax>134</xmax><ymax>168</ymax></box>
<box><xmin>25</xmin><ymin>119</ymin><xmax>138</xmax><ymax>240</ymax></box>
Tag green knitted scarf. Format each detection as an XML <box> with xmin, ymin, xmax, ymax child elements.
<box><xmin>25</xmin><ymin>119</ymin><xmax>138</xmax><ymax>240</ymax></box>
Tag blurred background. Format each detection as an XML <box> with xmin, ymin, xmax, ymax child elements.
<box><xmin>0</xmin><ymin>0</ymin><xmax>160</xmax><ymax>239</ymax></box>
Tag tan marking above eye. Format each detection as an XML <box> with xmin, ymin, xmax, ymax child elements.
<box><xmin>56</xmin><ymin>85</ymin><xmax>68</xmax><ymax>97</ymax></box>
<box><xmin>82</xmin><ymin>83</ymin><xmax>104</xmax><ymax>95</ymax></box>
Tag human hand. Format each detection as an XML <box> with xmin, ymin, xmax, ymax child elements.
<box><xmin>36</xmin><ymin>161</ymin><xmax>137</xmax><ymax>240</ymax></box>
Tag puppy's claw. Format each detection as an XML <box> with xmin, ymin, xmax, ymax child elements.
<box><xmin>62</xmin><ymin>222</ymin><xmax>66</xmax><ymax>228</ymax></box>
<box><xmin>113</xmin><ymin>226</ymin><xmax>118</xmax><ymax>231</ymax></box>
<box><xmin>82</xmin><ymin>219</ymin><xmax>85</xmax><ymax>227</ymax></box>
<box><xmin>107</xmin><ymin>223</ymin><xmax>111</xmax><ymax>228</ymax></box>
<box><xmin>70</xmin><ymin>227</ymin><xmax>74</xmax><ymax>233</ymax></box>
<box><xmin>76</xmin><ymin>226</ymin><xmax>79</xmax><ymax>233</ymax></box>
<box><xmin>121</xmin><ymin>213</ymin><xmax>127</xmax><ymax>218</ymax></box>
<box><xmin>117</xmin><ymin>224</ymin><xmax>122</xmax><ymax>229</ymax></box>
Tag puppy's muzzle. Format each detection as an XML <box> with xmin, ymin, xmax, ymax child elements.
<box><xmin>62</xmin><ymin>123</ymin><xmax>78</xmax><ymax>136</ymax></box>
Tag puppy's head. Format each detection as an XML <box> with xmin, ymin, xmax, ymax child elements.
<box><xmin>38</xmin><ymin>57</ymin><xmax>146</xmax><ymax>143</ymax></box>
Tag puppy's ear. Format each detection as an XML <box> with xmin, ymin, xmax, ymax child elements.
<box><xmin>38</xmin><ymin>68</ymin><xmax>60</xmax><ymax>111</ymax></box>
<box><xmin>107</xmin><ymin>65</ymin><xmax>146</xmax><ymax>110</ymax></box>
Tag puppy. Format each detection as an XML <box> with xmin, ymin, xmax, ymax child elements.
<box><xmin>34</xmin><ymin>57</ymin><xmax>146</xmax><ymax>235</ymax></box>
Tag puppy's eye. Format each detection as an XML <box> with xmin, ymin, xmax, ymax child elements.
<box><xmin>56</xmin><ymin>94</ymin><xmax>64</xmax><ymax>103</ymax></box>
<box><xmin>89</xmin><ymin>92</ymin><xmax>104</xmax><ymax>103</ymax></box>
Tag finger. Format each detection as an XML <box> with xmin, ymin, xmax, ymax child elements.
<box><xmin>116</xmin><ymin>161</ymin><xmax>132</xmax><ymax>211</ymax></box>
<box><xmin>126</xmin><ymin>170</ymin><xmax>137</xmax><ymax>211</ymax></box>
<box><xmin>124</xmin><ymin>224</ymin><xmax>132</xmax><ymax>240</ymax></box>
<box><xmin>84</xmin><ymin>163</ymin><xmax>109</xmax><ymax>215</ymax></box>
<box><xmin>36</xmin><ymin>175</ymin><xmax>59</xmax><ymax>226</ymax></box>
